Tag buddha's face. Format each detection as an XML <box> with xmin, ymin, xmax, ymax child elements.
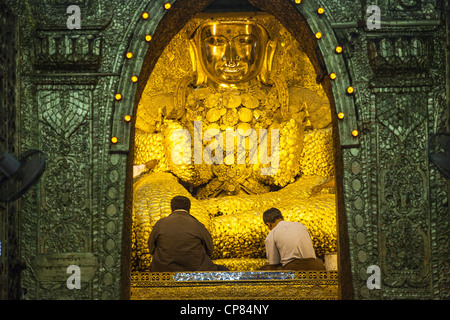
<box><xmin>198</xmin><ymin>22</ymin><xmax>268</xmax><ymax>84</ymax></box>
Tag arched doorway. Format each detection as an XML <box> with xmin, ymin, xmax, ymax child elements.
<box><xmin>111</xmin><ymin>0</ymin><xmax>357</xmax><ymax>299</ymax></box>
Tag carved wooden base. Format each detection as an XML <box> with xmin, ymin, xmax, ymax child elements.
<box><xmin>130</xmin><ymin>271</ymin><xmax>338</xmax><ymax>300</ymax></box>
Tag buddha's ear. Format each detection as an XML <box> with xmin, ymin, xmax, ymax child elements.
<box><xmin>259</xmin><ymin>39</ymin><xmax>277</xmax><ymax>85</ymax></box>
<box><xmin>188</xmin><ymin>37</ymin><xmax>198</xmax><ymax>73</ymax></box>
<box><xmin>188</xmin><ymin>34</ymin><xmax>207</xmax><ymax>86</ymax></box>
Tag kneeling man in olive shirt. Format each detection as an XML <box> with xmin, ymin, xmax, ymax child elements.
<box><xmin>148</xmin><ymin>195</ymin><xmax>228</xmax><ymax>272</ymax></box>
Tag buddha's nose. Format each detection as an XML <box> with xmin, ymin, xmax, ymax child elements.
<box><xmin>223</xmin><ymin>44</ymin><xmax>238</xmax><ymax>66</ymax></box>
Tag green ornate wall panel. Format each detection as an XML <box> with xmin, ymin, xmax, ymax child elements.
<box><xmin>331</xmin><ymin>1</ymin><xmax>449</xmax><ymax>298</ymax></box>
<box><xmin>7</xmin><ymin>0</ymin><xmax>128</xmax><ymax>300</ymax></box>
<box><xmin>0</xmin><ymin>0</ymin><xmax>20</xmax><ymax>300</ymax></box>
<box><xmin>2</xmin><ymin>0</ymin><xmax>448</xmax><ymax>300</ymax></box>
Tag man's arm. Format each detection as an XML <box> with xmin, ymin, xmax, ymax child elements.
<box><xmin>147</xmin><ymin>221</ymin><xmax>160</xmax><ymax>255</ymax></box>
<box><xmin>199</xmin><ymin>224</ymin><xmax>214</xmax><ymax>257</ymax></box>
<box><xmin>265</xmin><ymin>235</ymin><xmax>281</xmax><ymax>265</ymax></box>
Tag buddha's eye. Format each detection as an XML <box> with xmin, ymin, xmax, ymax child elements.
<box><xmin>205</xmin><ymin>36</ymin><xmax>227</xmax><ymax>46</ymax></box>
<box><xmin>234</xmin><ymin>35</ymin><xmax>256</xmax><ymax>46</ymax></box>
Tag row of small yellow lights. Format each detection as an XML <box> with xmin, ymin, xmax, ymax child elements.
<box><xmin>112</xmin><ymin>2</ymin><xmax>358</xmax><ymax>143</ymax></box>
<box><xmin>298</xmin><ymin>2</ymin><xmax>358</xmax><ymax>137</ymax></box>
<box><xmin>111</xmin><ymin>3</ymin><xmax>172</xmax><ymax>144</ymax></box>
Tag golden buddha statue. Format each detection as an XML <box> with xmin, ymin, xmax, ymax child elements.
<box><xmin>132</xmin><ymin>14</ymin><xmax>336</xmax><ymax>271</ymax></box>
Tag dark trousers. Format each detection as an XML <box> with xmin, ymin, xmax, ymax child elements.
<box><xmin>215</xmin><ymin>264</ymin><xmax>230</xmax><ymax>271</ymax></box>
<box><xmin>259</xmin><ymin>258</ymin><xmax>325</xmax><ymax>271</ymax></box>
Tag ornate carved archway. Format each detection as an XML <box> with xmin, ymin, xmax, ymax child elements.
<box><xmin>110</xmin><ymin>0</ymin><xmax>358</xmax><ymax>299</ymax></box>
<box><xmin>111</xmin><ymin>0</ymin><xmax>358</xmax><ymax>152</ymax></box>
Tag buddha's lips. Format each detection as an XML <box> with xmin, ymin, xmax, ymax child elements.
<box><xmin>220</xmin><ymin>67</ymin><xmax>244</xmax><ymax>73</ymax></box>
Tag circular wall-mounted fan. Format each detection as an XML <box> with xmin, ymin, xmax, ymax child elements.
<box><xmin>427</xmin><ymin>132</ymin><xmax>450</xmax><ymax>179</ymax></box>
<box><xmin>0</xmin><ymin>150</ymin><xmax>46</xmax><ymax>202</ymax></box>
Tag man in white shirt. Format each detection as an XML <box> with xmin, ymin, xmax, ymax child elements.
<box><xmin>259</xmin><ymin>208</ymin><xmax>325</xmax><ymax>270</ymax></box>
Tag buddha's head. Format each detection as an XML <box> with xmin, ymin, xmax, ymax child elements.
<box><xmin>189</xmin><ymin>19</ymin><xmax>276</xmax><ymax>86</ymax></box>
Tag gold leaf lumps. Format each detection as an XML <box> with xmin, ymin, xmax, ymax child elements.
<box><xmin>236</xmin><ymin>122</ymin><xmax>252</xmax><ymax>136</ymax></box>
<box><xmin>204</xmin><ymin>92</ymin><xmax>222</xmax><ymax>109</ymax></box>
<box><xmin>241</xmin><ymin>94</ymin><xmax>259</xmax><ymax>109</ymax></box>
<box><xmin>204</xmin><ymin>123</ymin><xmax>221</xmax><ymax>140</ymax></box>
<box><xmin>212</xmin><ymin>258</ymin><xmax>267</xmax><ymax>271</ymax></box>
<box><xmin>194</xmin><ymin>87</ymin><xmax>213</xmax><ymax>100</ymax></box>
<box><xmin>238</xmin><ymin>107</ymin><xmax>253</xmax><ymax>123</ymax></box>
<box><xmin>222</xmin><ymin>109</ymin><xmax>239</xmax><ymax>126</ymax></box>
<box><xmin>223</xmin><ymin>93</ymin><xmax>242</xmax><ymax>109</ymax></box>
<box><xmin>300</xmin><ymin>128</ymin><xmax>334</xmax><ymax>178</ymax></box>
<box><xmin>206</xmin><ymin>108</ymin><xmax>223</xmax><ymax>123</ymax></box>
<box><xmin>133</xmin><ymin>173</ymin><xmax>337</xmax><ymax>269</ymax></box>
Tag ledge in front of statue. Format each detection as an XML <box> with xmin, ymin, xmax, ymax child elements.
<box><xmin>130</xmin><ymin>270</ymin><xmax>339</xmax><ymax>300</ymax></box>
